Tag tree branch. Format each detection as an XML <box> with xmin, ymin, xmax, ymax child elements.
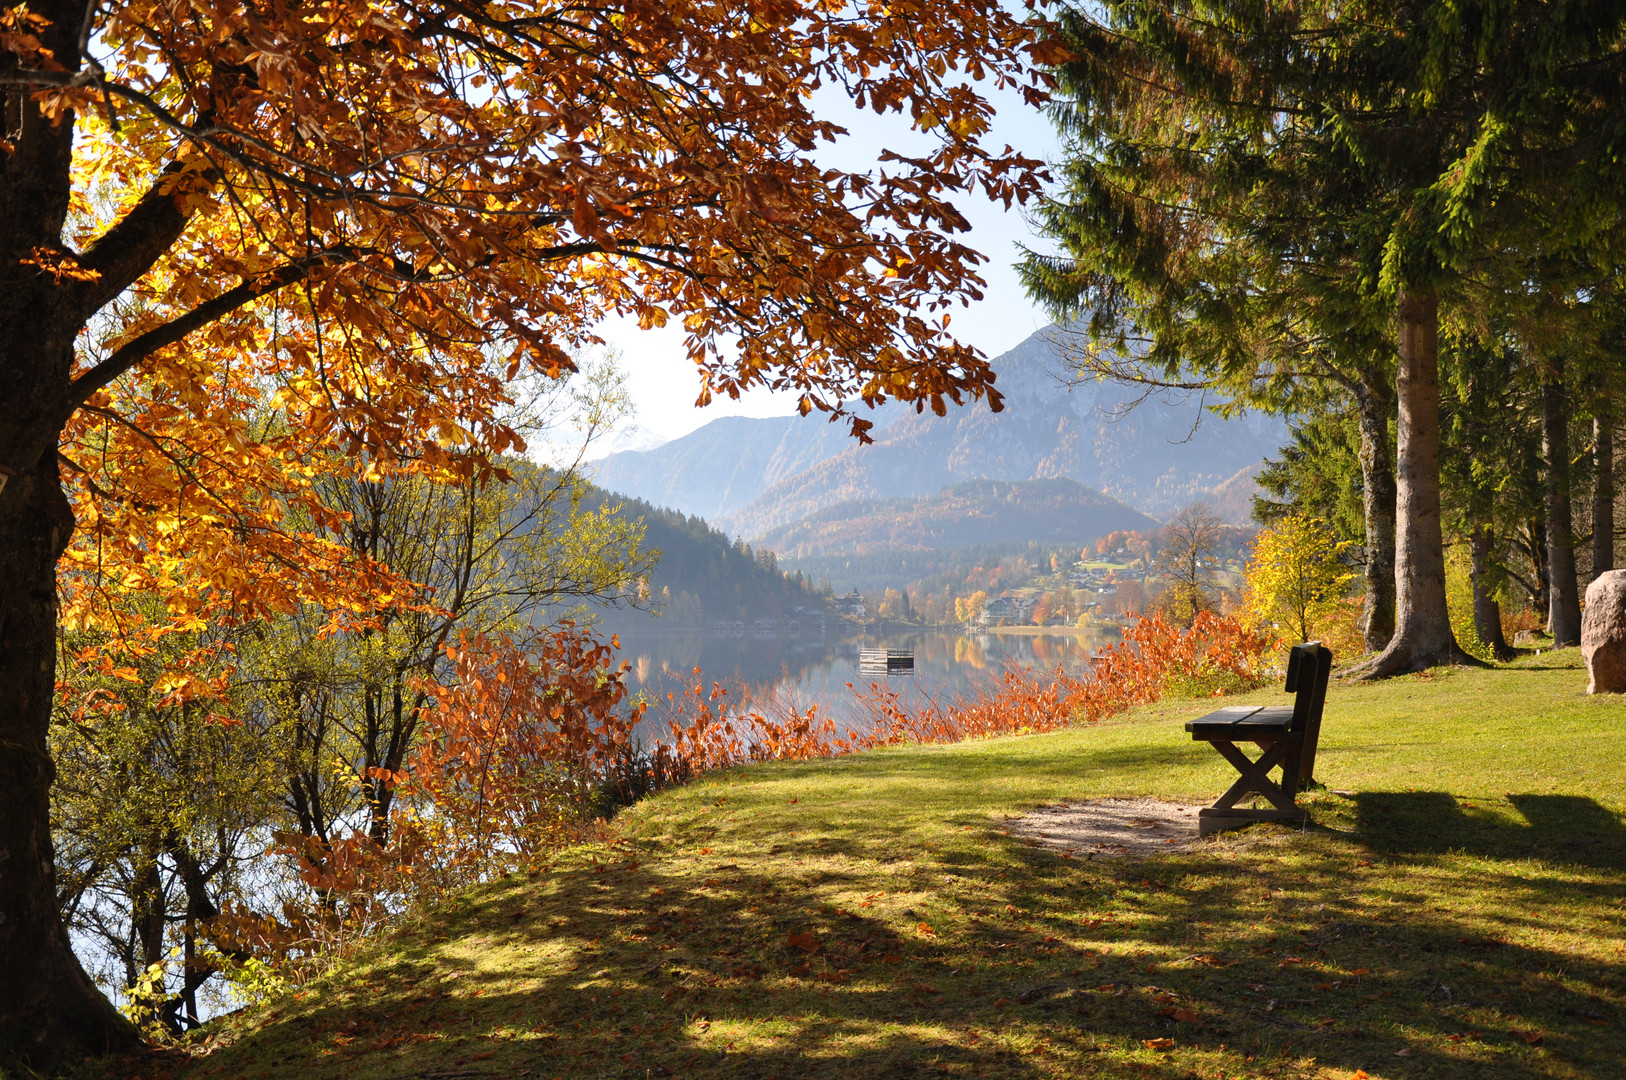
<box><xmin>63</xmin><ymin>259</ymin><xmax>320</xmax><ymax>419</ymax></box>
<box><xmin>75</xmin><ymin>157</ymin><xmax>218</xmax><ymax>316</ymax></box>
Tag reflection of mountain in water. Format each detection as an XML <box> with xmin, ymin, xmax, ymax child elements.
<box><xmin>610</xmin><ymin>627</ymin><xmax>1119</xmax><ymax>731</ymax></box>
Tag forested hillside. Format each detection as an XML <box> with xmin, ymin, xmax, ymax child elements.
<box><xmin>588</xmin><ymin>490</ymin><xmax>829</xmax><ymax>625</ymax></box>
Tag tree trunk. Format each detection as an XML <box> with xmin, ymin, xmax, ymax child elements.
<box><xmin>0</xmin><ymin>455</ymin><xmax>139</xmax><ymax>1067</ymax></box>
<box><xmin>1356</xmin><ymin>285</ymin><xmax>1480</xmax><ymax>677</ymax></box>
<box><xmin>1594</xmin><ymin>407</ymin><xmax>1613</xmax><ymax>578</ymax></box>
<box><xmin>1543</xmin><ymin>361</ymin><xmax>1581</xmax><ymax>645</ymax></box>
<box><xmin>1469</xmin><ymin>524</ymin><xmax>1516</xmax><ymax>661</ymax></box>
<box><xmin>3</xmin><ymin>9</ymin><xmax>141</xmax><ymax>1054</ymax></box>
<box><xmin>1354</xmin><ymin>367</ymin><xmax>1397</xmax><ymax>653</ymax></box>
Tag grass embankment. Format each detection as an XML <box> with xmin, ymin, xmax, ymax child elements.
<box><xmin>166</xmin><ymin>652</ymin><xmax>1623</xmax><ymax>1080</ymax></box>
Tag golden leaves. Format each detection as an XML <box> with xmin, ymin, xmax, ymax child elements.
<box><xmin>20</xmin><ymin>247</ymin><xmax>102</xmax><ymax>284</ymax></box>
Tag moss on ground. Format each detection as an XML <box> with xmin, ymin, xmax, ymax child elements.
<box><xmin>140</xmin><ymin>650</ymin><xmax>1624</xmax><ymax>1080</ymax></box>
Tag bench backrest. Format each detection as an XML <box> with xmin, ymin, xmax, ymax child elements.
<box><xmin>1283</xmin><ymin>641</ymin><xmax>1333</xmax><ymax>789</ymax></box>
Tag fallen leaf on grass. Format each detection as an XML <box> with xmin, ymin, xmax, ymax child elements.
<box><xmin>991</xmin><ymin>997</ymin><xmax>1012</xmax><ymax>1007</ymax></box>
<box><xmin>1352</xmin><ymin>1071</ymin><xmax>1370</xmax><ymax>1079</ymax></box>
<box><xmin>1510</xmin><ymin>1028</ymin><xmax>1544</xmax><ymax>1046</ymax></box>
<box><xmin>1142</xmin><ymin>1037</ymin><xmax>1175</xmax><ymax>1050</ymax></box>
<box><xmin>699</xmin><ymin>847</ymin><xmax>712</xmax><ymax>855</ymax></box>
<box><xmin>818</xmin><ymin>972</ymin><xmax>849</xmax><ymax>985</ymax></box>
<box><xmin>786</xmin><ymin>932</ymin><xmax>821</xmax><ymax>953</ymax></box>
<box><xmin>917</xmin><ymin>922</ymin><xmax>936</xmax><ymax>936</ymax></box>
<box><xmin>881</xmin><ymin>953</ymin><xmax>903</xmax><ymax>965</ymax></box>
<box><xmin>789</xmin><ymin>962</ymin><xmax>811</xmax><ymax>977</ymax></box>
<box><xmin>912</xmin><ymin>983</ymin><xmax>942</xmax><ymax>994</ymax></box>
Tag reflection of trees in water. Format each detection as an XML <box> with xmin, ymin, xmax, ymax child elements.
<box><xmin>954</xmin><ymin>636</ymin><xmax>987</xmax><ymax>668</ymax></box>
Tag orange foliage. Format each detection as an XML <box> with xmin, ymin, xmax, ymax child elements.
<box><xmin>405</xmin><ymin>629</ymin><xmax>643</xmax><ymax>877</ymax></box>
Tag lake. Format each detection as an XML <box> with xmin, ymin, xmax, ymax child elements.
<box><xmin>600</xmin><ymin>623</ymin><xmax>1123</xmax><ymax>732</ymax></box>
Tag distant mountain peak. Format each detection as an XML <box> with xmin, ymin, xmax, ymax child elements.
<box><xmin>591</xmin><ymin>326</ymin><xmax>1284</xmax><ymax>535</ymax></box>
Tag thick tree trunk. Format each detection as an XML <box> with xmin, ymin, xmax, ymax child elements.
<box><xmin>1354</xmin><ymin>368</ymin><xmax>1397</xmax><ymax>653</ymax></box>
<box><xmin>1543</xmin><ymin>361</ymin><xmax>1581</xmax><ymax>645</ymax></box>
<box><xmin>1594</xmin><ymin>407</ymin><xmax>1613</xmax><ymax>578</ymax></box>
<box><xmin>0</xmin><ymin>455</ymin><xmax>138</xmax><ymax>1067</ymax></box>
<box><xmin>1355</xmin><ymin>285</ymin><xmax>1480</xmax><ymax>677</ymax></box>
<box><xmin>1469</xmin><ymin>524</ymin><xmax>1516</xmax><ymax>661</ymax></box>
<box><xmin>2</xmin><ymin>6</ymin><xmax>141</xmax><ymax>1057</ymax></box>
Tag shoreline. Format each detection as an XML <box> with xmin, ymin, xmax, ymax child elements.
<box><xmin>969</xmin><ymin>623</ymin><xmax>1120</xmax><ymax>637</ymax></box>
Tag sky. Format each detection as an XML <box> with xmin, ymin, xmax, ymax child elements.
<box><xmin>583</xmin><ymin>79</ymin><xmax>1064</xmax><ymax>458</ymax></box>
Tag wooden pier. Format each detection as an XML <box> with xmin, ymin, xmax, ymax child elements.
<box><xmin>858</xmin><ymin>648</ymin><xmax>915</xmax><ymax>676</ymax></box>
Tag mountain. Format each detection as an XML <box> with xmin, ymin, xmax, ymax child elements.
<box><xmin>590</xmin><ymin>327</ymin><xmax>1286</xmax><ymax>535</ymax></box>
<box><xmin>754</xmin><ymin>478</ymin><xmax>1157</xmax><ymax>560</ymax></box>
<box><xmin>589</xmin><ymin>407</ymin><xmax>897</xmax><ymax>521</ymax></box>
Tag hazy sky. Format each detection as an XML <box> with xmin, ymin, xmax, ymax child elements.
<box><xmin>589</xmin><ymin>78</ymin><xmax>1062</xmax><ymax>456</ymax></box>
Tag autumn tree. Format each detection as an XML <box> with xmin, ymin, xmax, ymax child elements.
<box><xmin>0</xmin><ymin>0</ymin><xmax>1053</xmax><ymax>1063</ymax></box>
<box><xmin>1242</xmin><ymin>515</ymin><xmax>1354</xmax><ymax>645</ymax></box>
<box><xmin>50</xmin><ymin>357</ymin><xmax>649</xmax><ymax>1029</ymax></box>
<box><xmin>1151</xmin><ymin>503</ymin><xmax>1223</xmax><ymax>627</ymax></box>
<box><xmin>954</xmin><ymin>590</ymin><xmax>988</xmax><ymax>627</ymax></box>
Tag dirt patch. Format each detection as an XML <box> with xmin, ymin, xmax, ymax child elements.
<box><xmin>1007</xmin><ymin>798</ymin><xmax>1208</xmax><ymax>858</ymax></box>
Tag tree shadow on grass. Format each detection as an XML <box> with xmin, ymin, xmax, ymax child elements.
<box><xmin>1353</xmin><ymin>791</ymin><xmax>1626</xmax><ymax>872</ymax></box>
<box><xmin>177</xmin><ymin>811</ymin><xmax>1626</xmax><ymax>1080</ymax></box>
<box><xmin>1063</xmin><ymin>836</ymin><xmax>1626</xmax><ymax>1080</ymax></box>
<box><xmin>166</xmin><ymin>786</ymin><xmax>1626</xmax><ymax>1080</ymax></box>
<box><xmin>183</xmin><ymin>855</ymin><xmax>1057</xmax><ymax>1080</ymax></box>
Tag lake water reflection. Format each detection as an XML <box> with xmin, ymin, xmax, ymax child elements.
<box><xmin>602</xmin><ymin>623</ymin><xmax>1122</xmax><ymax>730</ymax></box>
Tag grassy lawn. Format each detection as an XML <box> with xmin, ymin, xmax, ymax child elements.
<box><xmin>148</xmin><ymin>650</ymin><xmax>1624</xmax><ymax>1080</ymax></box>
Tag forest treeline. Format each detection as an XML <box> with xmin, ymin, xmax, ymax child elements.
<box><xmin>584</xmin><ymin>490</ymin><xmax>829</xmax><ymax>626</ymax></box>
<box><xmin>1022</xmin><ymin>0</ymin><xmax>1626</xmax><ymax>676</ymax></box>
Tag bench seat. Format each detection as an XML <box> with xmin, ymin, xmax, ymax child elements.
<box><xmin>1184</xmin><ymin>705</ymin><xmax>1297</xmax><ymax>739</ymax></box>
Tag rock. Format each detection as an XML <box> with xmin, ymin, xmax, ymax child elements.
<box><xmin>1581</xmin><ymin>571</ymin><xmax>1626</xmax><ymax>693</ymax></box>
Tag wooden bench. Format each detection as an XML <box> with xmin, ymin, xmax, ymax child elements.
<box><xmin>1184</xmin><ymin>641</ymin><xmax>1332</xmax><ymax>836</ymax></box>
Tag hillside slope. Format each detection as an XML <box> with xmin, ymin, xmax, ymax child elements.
<box><xmin>754</xmin><ymin>477</ymin><xmax>1157</xmax><ymax>560</ymax></box>
<box><xmin>589</xmin><ymin>409</ymin><xmax>894</xmax><ymax>521</ymax></box>
<box><xmin>588</xmin><ymin>489</ymin><xmax>825</xmax><ymax>624</ymax></box>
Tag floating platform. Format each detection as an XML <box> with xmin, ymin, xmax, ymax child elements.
<box><xmin>858</xmin><ymin>648</ymin><xmax>915</xmax><ymax>676</ymax></box>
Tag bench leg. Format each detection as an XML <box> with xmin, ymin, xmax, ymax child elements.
<box><xmin>1197</xmin><ymin>738</ymin><xmax>1309</xmax><ymax>835</ymax></box>
<box><xmin>1209</xmin><ymin>741</ymin><xmax>1300</xmax><ymax>813</ymax></box>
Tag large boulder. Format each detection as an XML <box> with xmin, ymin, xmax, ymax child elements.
<box><xmin>1581</xmin><ymin>570</ymin><xmax>1626</xmax><ymax>693</ymax></box>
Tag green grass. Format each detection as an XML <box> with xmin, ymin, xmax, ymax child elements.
<box><xmin>149</xmin><ymin>650</ymin><xmax>1624</xmax><ymax>1080</ymax></box>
